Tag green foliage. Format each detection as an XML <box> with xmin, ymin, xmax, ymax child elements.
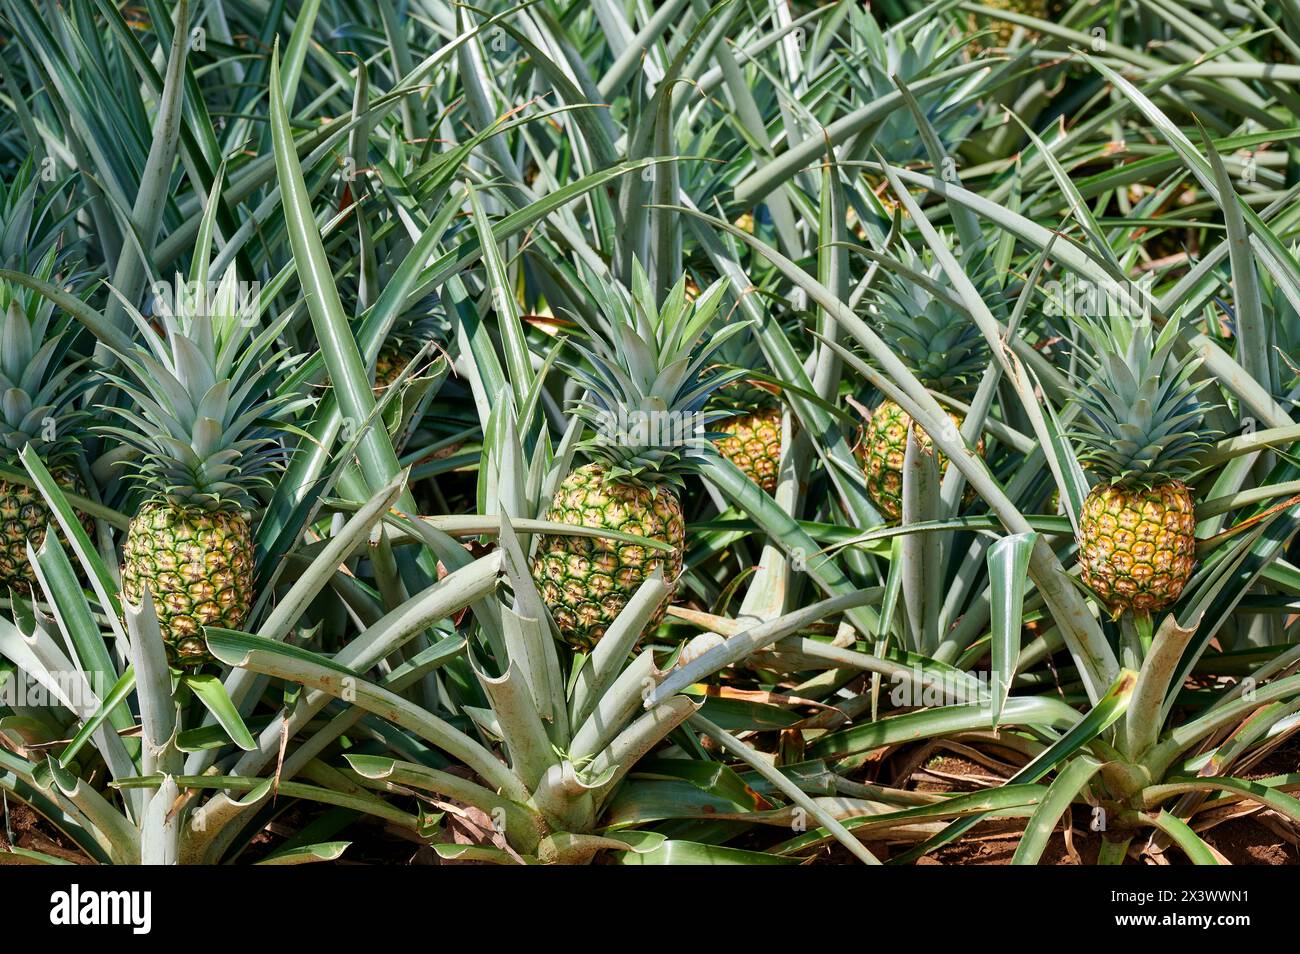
<box><xmin>0</xmin><ymin>0</ymin><xmax>1297</xmax><ymax>870</ymax></box>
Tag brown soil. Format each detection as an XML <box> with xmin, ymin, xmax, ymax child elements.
<box><xmin>855</xmin><ymin>738</ymin><xmax>1300</xmax><ymax>866</ymax></box>
<box><xmin>0</xmin><ymin>802</ymin><xmax>89</xmax><ymax>864</ymax></box>
<box><xmin>6</xmin><ymin>739</ymin><xmax>1296</xmax><ymax>866</ymax></box>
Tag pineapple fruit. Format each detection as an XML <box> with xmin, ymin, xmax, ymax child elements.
<box><xmin>707</xmin><ymin>331</ymin><xmax>784</xmax><ymax>495</ymax></box>
<box><xmin>532</xmin><ymin>264</ymin><xmax>744</xmax><ymax>649</ymax></box>
<box><xmin>859</xmin><ymin>265</ymin><xmax>989</xmax><ymax>522</ymax></box>
<box><xmin>374</xmin><ymin>345</ymin><xmax>413</xmax><ymax>392</ymax></box>
<box><xmin>0</xmin><ymin>468</ymin><xmax>93</xmax><ymax>590</ymax></box>
<box><xmin>714</xmin><ymin>407</ymin><xmax>782</xmax><ymax>495</ymax></box>
<box><xmin>120</xmin><ymin>504</ymin><xmax>255</xmax><ymax>659</ymax></box>
<box><xmin>535</xmin><ymin>463</ymin><xmax>686</xmax><ymax>648</ymax></box>
<box><xmin>102</xmin><ymin>266</ymin><xmax>302</xmax><ymax>665</ymax></box>
<box><xmin>1071</xmin><ymin>317</ymin><xmax>1217</xmax><ymax>617</ymax></box>
<box><xmin>862</xmin><ymin>402</ymin><xmax>977</xmax><ymax>522</ymax></box>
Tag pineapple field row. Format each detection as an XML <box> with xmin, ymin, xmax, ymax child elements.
<box><xmin>0</xmin><ymin>0</ymin><xmax>1298</xmax><ymax>869</ymax></box>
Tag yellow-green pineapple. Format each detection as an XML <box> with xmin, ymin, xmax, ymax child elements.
<box><xmin>532</xmin><ymin>264</ymin><xmax>745</xmax><ymax>649</ymax></box>
<box><xmin>708</xmin><ymin>332</ymin><xmax>783</xmax><ymax>495</ymax></box>
<box><xmin>1071</xmin><ymin>316</ymin><xmax>1217</xmax><ymax>617</ymax></box>
<box><xmin>103</xmin><ymin>265</ymin><xmax>303</xmax><ymax>665</ymax></box>
<box><xmin>714</xmin><ymin>403</ymin><xmax>782</xmax><ymax>495</ymax></box>
<box><xmin>860</xmin><ymin>265</ymin><xmax>989</xmax><ymax>522</ymax></box>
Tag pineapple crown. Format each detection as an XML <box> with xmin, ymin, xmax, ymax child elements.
<box><xmin>866</xmin><ymin>255</ymin><xmax>992</xmax><ymax>397</ymax></box>
<box><xmin>98</xmin><ymin>266</ymin><xmax>309</xmax><ymax>511</ymax></box>
<box><xmin>378</xmin><ymin>292</ymin><xmax>450</xmax><ymax>359</ymax></box>
<box><xmin>855</xmin><ymin>18</ymin><xmax>979</xmax><ymax>164</ymax></box>
<box><xmin>562</xmin><ymin>261</ymin><xmax>750</xmax><ymax>486</ymax></box>
<box><xmin>706</xmin><ymin>323</ymin><xmax>781</xmax><ymax>415</ymax></box>
<box><xmin>0</xmin><ymin>274</ymin><xmax>88</xmax><ymax>467</ymax></box>
<box><xmin>1070</xmin><ymin>315</ymin><xmax>1220</xmax><ymax>486</ymax></box>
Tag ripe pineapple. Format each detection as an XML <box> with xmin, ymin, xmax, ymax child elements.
<box><xmin>863</xmin><ymin>402</ymin><xmax>979</xmax><ymax>521</ymax></box>
<box><xmin>1071</xmin><ymin>316</ymin><xmax>1217</xmax><ymax>617</ymax></box>
<box><xmin>714</xmin><ymin>404</ymin><xmax>782</xmax><ymax>495</ymax></box>
<box><xmin>536</xmin><ymin>462</ymin><xmax>686</xmax><ymax>649</ymax></box>
<box><xmin>532</xmin><ymin>263</ymin><xmax>744</xmax><ymax>650</ymax></box>
<box><xmin>711</xmin><ymin>365</ymin><xmax>783</xmax><ymax>497</ymax></box>
<box><xmin>704</xmin><ymin>325</ymin><xmax>783</xmax><ymax>494</ymax></box>
<box><xmin>102</xmin><ymin>266</ymin><xmax>303</xmax><ymax>665</ymax></box>
<box><xmin>0</xmin><ymin>163</ymin><xmax>93</xmax><ymax>589</ymax></box>
<box><xmin>859</xmin><ymin>264</ymin><xmax>990</xmax><ymax>522</ymax></box>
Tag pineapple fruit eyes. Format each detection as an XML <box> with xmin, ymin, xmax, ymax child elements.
<box><xmin>534</xmin><ymin>464</ymin><xmax>684</xmax><ymax>649</ymax></box>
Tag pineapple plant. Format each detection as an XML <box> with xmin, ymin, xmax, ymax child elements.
<box><xmin>532</xmin><ymin>264</ymin><xmax>745</xmax><ymax>649</ymax></box>
<box><xmin>1070</xmin><ymin>316</ymin><xmax>1218</xmax><ymax>617</ymax></box>
<box><xmin>0</xmin><ymin>163</ymin><xmax>93</xmax><ymax>589</ymax></box>
<box><xmin>100</xmin><ymin>267</ymin><xmax>304</xmax><ymax>664</ymax></box>
<box><xmin>0</xmin><ymin>292</ymin><xmax>93</xmax><ymax>590</ymax></box>
<box><xmin>859</xmin><ymin>266</ymin><xmax>989</xmax><ymax>522</ymax></box>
